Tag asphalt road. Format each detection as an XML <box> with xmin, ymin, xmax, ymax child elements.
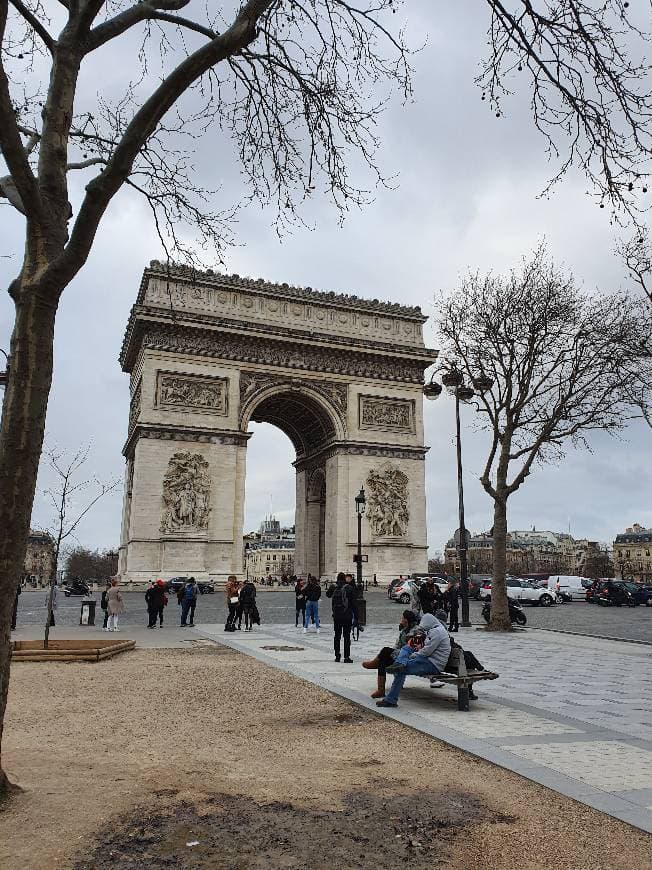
<box><xmin>14</xmin><ymin>588</ymin><xmax>652</xmax><ymax>643</ymax></box>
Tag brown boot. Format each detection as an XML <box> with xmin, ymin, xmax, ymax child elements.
<box><xmin>370</xmin><ymin>675</ymin><xmax>386</xmax><ymax>699</ymax></box>
<box><xmin>362</xmin><ymin>656</ymin><xmax>379</xmax><ymax>670</ymax></box>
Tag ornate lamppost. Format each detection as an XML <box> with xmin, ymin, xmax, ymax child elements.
<box><xmin>355</xmin><ymin>486</ymin><xmax>366</xmax><ymax>589</ymax></box>
<box><xmin>424</xmin><ymin>366</ymin><xmax>493</xmax><ymax>627</ymax></box>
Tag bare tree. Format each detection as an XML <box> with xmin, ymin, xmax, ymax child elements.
<box><xmin>40</xmin><ymin>446</ymin><xmax>119</xmax><ymax>647</ymax></box>
<box><xmin>65</xmin><ymin>546</ymin><xmax>118</xmax><ymax>581</ymax></box>
<box><xmin>435</xmin><ymin>245</ymin><xmax>647</xmax><ymax>631</ymax></box>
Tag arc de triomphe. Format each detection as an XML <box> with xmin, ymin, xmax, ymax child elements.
<box><xmin>118</xmin><ymin>262</ymin><xmax>437</xmax><ymax>583</ymax></box>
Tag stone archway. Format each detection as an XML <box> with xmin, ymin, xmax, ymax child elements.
<box><xmin>118</xmin><ymin>262</ymin><xmax>437</xmax><ymax>583</ymax></box>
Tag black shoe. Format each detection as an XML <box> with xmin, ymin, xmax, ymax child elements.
<box><xmin>376</xmin><ymin>699</ymin><xmax>398</xmax><ymax>708</ymax></box>
<box><xmin>343</xmin><ymin>657</ymin><xmax>353</xmax><ymax>663</ymax></box>
<box><xmin>334</xmin><ymin>655</ymin><xmax>341</xmax><ymax>662</ymax></box>
<box><xmin>469</xmin><ymin>690</ymin><xmax>478</xmax><ymax>700</ymax></box>
<box><xmin>189</xmin><ymin>622</ymin><xmax>194</xmax><ymax>626</ymax></box>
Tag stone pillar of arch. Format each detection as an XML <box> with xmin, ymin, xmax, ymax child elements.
<box><xmin>118</xmin><ymin>263</ymin><xmax>438</xmax><ymax>585</ymax></box>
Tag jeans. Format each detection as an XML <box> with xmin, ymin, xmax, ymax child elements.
<box><xmin>333</xmin><ymin>617</ymin><xmax>352</xmax><ymax>660</ymax></box>
<box><xmin>384</xmin><ymin>656</ymin><xmax>440</xmax><ymax>705</ymax></box>
<box><xmin>181</xmin><ymin>599</ymin><xmax>192</xmax><ymax>625</ymax></box>
<box><xmin>304</xmin><ymin>600</ymin><xmax>320</xmax><ymax>629</ymax></box>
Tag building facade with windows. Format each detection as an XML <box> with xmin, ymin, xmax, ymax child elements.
<box><xmin>244</xmin><ymin>516</ymin><xmax>296</xmax><ymax>580</ymax></box>
<box><xmin>23</xmin><ymin>529</ymin><xmax>56</xmax><ymax>586</ymax></box>
<box><xmin>613</xmin><ymin>524</ymin><xmax>652</xmax><ymax>582</ymax></box>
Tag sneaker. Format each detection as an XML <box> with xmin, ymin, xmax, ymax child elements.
<box><xmin>189</xmin><ymin>622</ymin><xmax>194</xmax><ymax>626</ymax></box>
<box><xmin>376</xmin><ymin>699</ymin><xmax>398</xmax><ymax>708</ymax></box>
<box><xmin>114</xmin><ymin>628</ymin><xmax>120</xmax><ymax>632</ymax></box>
<box><xmin>316</xmin><ymin>628</ymin><xmax>320</xmax><ymax>634</ymax></box>
<box><xmin>302</xmin><ymin>628</ymin><xmax>307</xmax><ymax>634</ymax></box>
<box><xmin>429</xmin><ymin>680</ymin><xmax>445</xmax><ymax>688</ymax></box>
<box><xmin>343</xmin><ymin>657</ymin><xmax>353</xmax><ymax>663</ymax></box>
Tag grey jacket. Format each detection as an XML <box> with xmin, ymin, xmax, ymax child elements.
<box><xmin>410</xmin><ymin>613</ymin><xmax>451</xmax><ymax>671</ymax></box>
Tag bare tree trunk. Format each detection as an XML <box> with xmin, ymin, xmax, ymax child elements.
<box><xmin>0</xmin><ymin>286</ymin><xmax>57</xmax><ymax>798</ymax></box>
<box><xmin>489</xmin><ymin>494</ymin><xmax>512</xmax><ymax>631</ymax></box>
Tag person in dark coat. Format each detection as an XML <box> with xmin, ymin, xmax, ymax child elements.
<box><xmin>327</xmin><ymin>572</ymin><xmax>354</xmax><ymax>663</ymax></box>
<box><xmin>145</xmin><ymin>579</ymin><xmax>166</xmax><ymax>629</ymax></box>
<box><xmin>239</xmin><ymin>578</ymin><xmax>257</xmax><ymax>631</ymax></box>
<box><xmin>294</xmin><ymin>577</ymin><xmax>306</xmax><ymax>628</ymax></box>
<box><xmin>11</xmin><ymin>581</ymin><xmax>21</xmax><ymax>630</ymax></box>
<box><xmin>446</xmin><ymin>581</ymin><xmax>460</xmax><ymax>632</ymax></box>
<box><xmin>302</xmin><ymin>574</ymin><xmax>321</xmax><ymax>632</ymax></box>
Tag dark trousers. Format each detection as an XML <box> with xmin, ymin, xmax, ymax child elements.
<box><xmin>295</xmin><ymin>603</ymin><xmax>305</xmax><ymax>627</ymax></box>
<box><xmin>243</xmin><ymin>607</ymin><xmax>253</xmax><ymax>630</ymax></box>
<box><xmin>148</xmin><ymin>606</ymin><xmax>158</xmax><ymax>628</ymax></box>
<box><xmin>448</xmin><ymin>606</ymin><xmax>459</xmax><ymax>632</ymax></box>
<box><xmin>189</xmin><ymin>600</ymin><xmax>196</xmax><ymax>625</ymax></box>
<box><xmin>48</xmin><ymin>612</ymin><xmax>55</xmax><ymax>627</ymax></box>
<box><xmin>377</xmin><ymin>646</ymin><xmax>396</xmax><ymax>677</ymax></box>
<box><xmin>102</xmin><ymin>608</ymin><xmax>108</xmax><ymax>628</ymax></box>
<box><xmin>157</xmin><ymin>605</ymin><xmax>165</xmax><ymax>626</ymax></box>
<box><xmin>11</xmin><ymin>596</ymin><xmax>19</xmax><ymax>630</ymax></box>
<box><xmin>333</xmin><ymin>618</ymin><xmax>352</xmax><ymax>660</ymax></box>
<box><xmin>227</xmin><ymin>602</ymin><xmax>238</xmax><ymax>627</ymax></box>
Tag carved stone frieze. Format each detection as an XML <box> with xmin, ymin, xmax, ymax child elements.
<box><xmin>160</xmin><ymin>452</ymin><xmax>211</xmax><ymax>534</ymax></box>
<box><xmin>359</xmin><ymin>396</ymin><xmax>415</xmax><ymax>433</ymax></box>
<box><xmin>366</xmin><ymin>463</ymin><xmax>410</xmax><ymax>538</ymax></box>
<box><xmin>122</xmin><ymin>424</ymin><xmax>250</xmax><ymax>458</ymax></box>
<box><xmin>293</xmin><ymin>442</ymin><xmax>428</xmax><ymax>474</ymax></box>
<box><xmin>157</xmin><ymin>371</ymin><xmax>228</xmax><ymax>415</ymax></box>
<box><xmin>240</xmin><ymin>371</ymin><xmax>347</xmax><ymax>424</ymax></box>
<box><xmin>133</xmin><ymin>324</ymin><xmax>427</xmax><ymax>384</ymax></box>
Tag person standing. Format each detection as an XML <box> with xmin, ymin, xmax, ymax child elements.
<box><xmin>225</xmin><ymin>575</ymin><xmax>240</xmax><ymax>631</ymax></box>
<box><xmin>327</xmin><ymin>572</ymin><xmax>353</xmax><ymax>663</ymax></box>
<box><xmin>294</xmin><ymin>577</ymin><xmax>306</xmax><ymax>628</ymax></box>
<box><xmin>188</xmin><ymin>577</ymin><xmax>198</xmax><ymax>626</ymax></box>
<box><xmin>145</xmin><ymin>580</ymin><xmax>166</xmax><ymax>629</ymax></box>
<box><xmin>11</xmin><ymin>580</ymin><xmax>21</xmax><ymax>630</ymax></box>
<box><xmin>100</xmin><ymin>580</ymin><xmax>111</xmax><ymax>629</ymax></box>
<box><xmin>446</xmin><ymin>581</ymin><xmax>460</xmax><ymax>632</ymax></box>
<box><xmin>157</xmin><ymin>580</ymin><xmax>168</xmax><ymax>627</ymax></box>
<box><xmin>180</xmin><ymin>578</ymin><xmax>198</xmax><ymax>627</ymax></box>
<box><xmin>303</xmin><ymin>574</ymin><xmax>321</xmax><ymax>633</ymax></box>
<box><xmin>239</xmin><ymin>577</ymin><xmax>257</xmax><ymax>631</ymax></box>
<box><xmin>106</xmin><ymin>578</ymin><xmax>124</xmax><ymax>632</ymax></box>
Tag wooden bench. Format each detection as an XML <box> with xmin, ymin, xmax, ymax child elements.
<box><xmin>416</xmin><ymin>646</ymin><xmax>498</xmax><ymax>711</ymax></box>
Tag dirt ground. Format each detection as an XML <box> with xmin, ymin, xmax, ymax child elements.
<box><xmin>1</xmin><ymin>643</ymin><xmax>650</xmax><ymax>869</ymax></box>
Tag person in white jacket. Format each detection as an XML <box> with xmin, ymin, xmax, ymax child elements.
<box><xmin>376</xmin><ymin>613</ymin><xmax>451</xmax><ymax>708</ymax></box>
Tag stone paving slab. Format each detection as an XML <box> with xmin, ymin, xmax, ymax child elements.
<box><xmin>199</xmin><ymin>621</ymin><xmax>652</xmax><ymax>834</ymax></box>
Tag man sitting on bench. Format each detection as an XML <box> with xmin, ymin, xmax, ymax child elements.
<box><xmin>376</xmin><ymin>613</ymin><xmax>451</xmax><ymax>708</ymax></box>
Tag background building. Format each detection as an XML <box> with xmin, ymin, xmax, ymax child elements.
<box><xmin>613</xmin><ymin>524</ymin><xmax>652</xmax><ymax>582</ymax></box>
<box><xmin>444</xmin><ymin>527</ymin><xmax>611</xmax><ymax>578</ymax></box>
<box><xmin>244</xmin><ymin>516</ymin><xmax>296</xmax><ymax>580</ymax></box>
<box><xmin>23</xmin><ymin>529</ymin><xmax>56</xmax><ymax>586</ymax></box>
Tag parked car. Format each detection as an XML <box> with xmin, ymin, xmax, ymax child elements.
<box><xmin>197</xmin><ymin>581</ymin><xmax>214</xmax><ymax>594</ymax></box>
<box><xmin>585</xmin><ymin>579</ymin><xmax>607</xmax><ymax>603</ymax></box>
<box><xmin>621</xmin><ymin>582</ymin><xmax>652</xmax><ymax>606</ymax></box>
<box><xmin>390</xmin><ymin>579</ymin><xmax>421</xmax><ymax>604</ymax></box>
<box><xmin>596</xmin><ymin>581</ymin><xmax>637</xmax><ymax>607</ymax></box>
<box><xmin>387</xmin><ymin>578</ymin><xmax>408</xmax><ymax>599</ymax></box>
<box><xmin>479</xmin><ymin>580</ymin><xmax>493</xmax><ymax>600</ymax></box>
<box><xmin>481</xmin><ymin>577</ymin><xmax>556</xmax><ymax>606</ymax></box>
<box><xmin>548</xmin><ymin>575</ymin><xmax>592</xmax><ymax>601</ymax></box>
<box><xmin>63</xmin><ymin>579</ymin><xmax>91</xmax><ymax>597</ymax></box>
<box><xmin>166</xmin><ymin>576</ymin><xmax>190</xmax><ymax>595</ymax></box>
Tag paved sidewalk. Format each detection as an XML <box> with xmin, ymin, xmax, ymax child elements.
<box><xmin>200</xmin><ymin>621</ymin><xmax>652</xmax><ymax>834</ymax></box>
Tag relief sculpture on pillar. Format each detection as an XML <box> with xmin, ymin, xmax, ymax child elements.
<box><xmin>160</xmin><ymin>452</ymin><xmax>211</xmax><ymax>533</ymax></box>
<box><xmin>366</xmin><ymin>463</ymin><xmax>410</xmax><ymax>538</ymax></box>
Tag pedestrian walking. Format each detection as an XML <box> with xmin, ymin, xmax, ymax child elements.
<box><xmin>303</xmin><ymin>574</ymin><xmax>321</xmax><ymax>633</ymax></box>
<box><xmin>145</xmin><ymin>579</ymin><xmax>166</xmax><ymax>629</ymax></box>
<box><xmin>239</xmin><ymin>577</ymin><xmax>257</xmax><ymax>631</ymax></box>
<box><xmin>446</xmin><ymin>581</ymin><xmax>460</xmax><ymax>632</ymax></box>
<box><xmin>105</xmin><ymin>578</ymin><xmax>124</xmax><ymax>631</ymax></box>
<box><xmin>11</xmin><ymin>580</ymin><xmax>21</xmax><ymax>630</ymax></box>
<box><xmin>326</xmin><ymin>572</ymin><xmax>354</xmax><ymax>663</ymax></box>
<box><xmin>294</xmin><ymin>576</ymin><xmax>306</xmax><ymax>628</ymax></box>
<box><xmin>100</xmin><ymin>580</ymin><xmax>111</xmax><ymax>629</ymax></box>
<box><xmin>225</xmin><ymin>575</ymin><xmax>240</xmax><ymax>631</ymax></box>
<box><xmin>180</xmin><ymin>578</ymin><xmax>198</xmax><ymax>627</ymax></box>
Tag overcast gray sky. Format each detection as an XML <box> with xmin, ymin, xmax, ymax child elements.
<box><xmin>1</xmin><ymin>3</ymin><xmax>650</xmax><ymax>557</ymax></box>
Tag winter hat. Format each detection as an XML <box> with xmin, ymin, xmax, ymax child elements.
<box><xmin>435</xmin><ymin>609</ymin><xmax>448</xmax><ymax>625</ymax></box>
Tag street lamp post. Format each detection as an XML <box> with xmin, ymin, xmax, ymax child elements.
<box><xmin>424</xmin><ymin>366</ymin><xmax>493</xmax><ymax>628</ymax></box>
<box><xmin>355</xmin><ymin>486</ymin><xmax>366</xmax><ymax>589</ymax></box>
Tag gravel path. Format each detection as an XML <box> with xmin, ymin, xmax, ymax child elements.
<box><xmin>1</xmin><ymin>643</ymin><xmax>650</xmax><ymax>868</ymax></box>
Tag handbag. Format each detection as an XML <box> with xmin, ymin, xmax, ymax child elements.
<box><xmin>229</xmin><ymin>596</ymin><xmax>240</xmax><ymax>604</ymax></box>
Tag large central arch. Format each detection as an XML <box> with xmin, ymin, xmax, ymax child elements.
<box><xmin>118</xmin><ymin>263</ymin><xmax>437</xmax><ymax>583</ymax></box>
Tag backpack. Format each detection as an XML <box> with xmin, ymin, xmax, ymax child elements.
<box><xmin>331</xmin><ymin>584</ymin><xmax>351</xmax><ymax>618</ymax></box>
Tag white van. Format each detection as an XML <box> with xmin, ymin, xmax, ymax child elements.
<box><xmin>549</xmin><ymin>575</ymin><xmax>590</xmax><ymax>600</ymax></box>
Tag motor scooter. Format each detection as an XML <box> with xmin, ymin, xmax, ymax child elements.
<box><xmin>482</xmin><ymin>596</ymin><xmax>527</xmax><ymax>626</ymax></box>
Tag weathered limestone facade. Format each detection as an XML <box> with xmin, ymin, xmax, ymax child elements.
<box><xmin>118</xmin><ymin>263</ymin><xmax>438</xmax><ymax>583</ymax></box>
